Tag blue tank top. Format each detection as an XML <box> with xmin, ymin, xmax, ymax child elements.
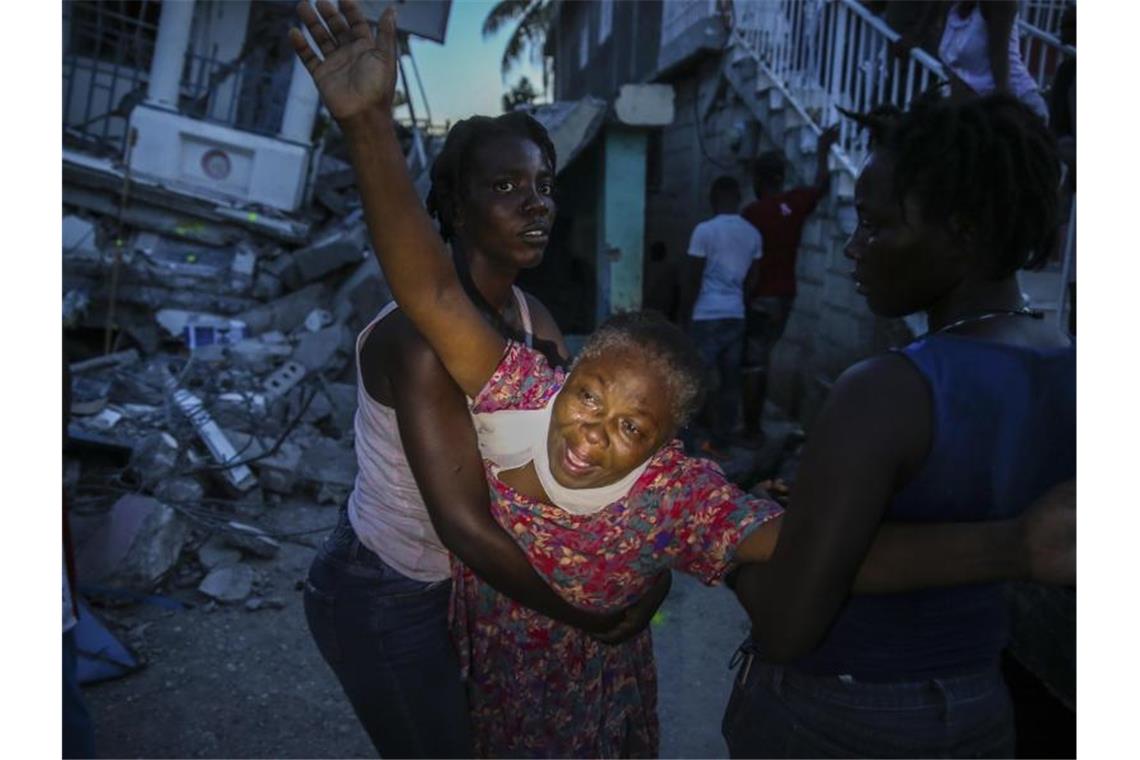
<box><xmin>791</xmin><ymin>332</ymin><xmax>1076</xmax><ymax>680</ymax></box>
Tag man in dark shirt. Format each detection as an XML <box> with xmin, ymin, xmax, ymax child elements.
<box><xmin>739</xmin><ymin>126</ymin><xmax>838</xmax><ymax>444</ymax></box>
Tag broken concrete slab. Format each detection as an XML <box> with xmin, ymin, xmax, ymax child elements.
<box><xmin>129</xmin><ymin>432</ymin><xmax>182</xmax><ymax>483</ymax></box>
<box><xmin>302</xmin><ymin>382</ymin><xmax>357</xmax><ymax>430</ymax></box>
<box><xmin>226</xmin><ymin>337</ymin><xmax>293</xmax><ymax>373</ymax></box>
<box><xmin>197</xmin><ymin>535</ymin><xmax>242</xmax><ymax>570</ymax></box>
<box><xmin>253</xmin><ymin>440</ymin><xmax>304</xmax><ymax>494</ymax></box>
<box><xmin>64</xmin><ymin>214</ymin><xmax>101</xmax><ymax>259</ymax></box>
<box><xmin>236</xmin><ymin>282</ymin><xmax>330</xmax><ymax>336</ymax></box>
<box><xmin>70</xmin><ymin>348</ymin><xmax>140</xmax><ymax>375</ymax></box>
<box><xmin>332</xmin><ymin>256</ymin><xmax>390</xmax><ymax>326</ymax></box>
<box><xmin>76</xmin><ymin>495</ymin><xmax>189</xmax><ymax>590</ymax></box>
<box><xmin>290</xmin><ymin>214</ymin><xmax>369</xmax><ymax>284</ymax></box>
<box><xmin>263</xmin><ymin>360</ymin><xmax>307</xmax><ymax>401</ymax></box>
<box><xmin>297</xmin><ymin>437</ymin><xmax>358</xmax><ymax>489</ymax></box>
<box><xmin>293</xmin><ymin>324</ymin><xmax>353</xmax><ymax>374</ymax></box>
<box><xmin>198</xmin><ymin>563</ymin><xmax>255</xmax><ymax>603</ymax></box>
<box><xmin>153</xmin><ymin>476</ymin><xmax>205</xmax><ymax>506</ymax></box>
<box><xmin>70</xmin><ymin>375</ymin><xmax>112</xmax><ymax>416</ymax></box>
<box><xmin>223</xmin><ymin>521</ymin><xmax>281</xmax><ymax>559</ymax></box>
<box><xmin>304</xmin><ymin>308</ymin><xmax>334</xmax><ymax>332</ymax></box>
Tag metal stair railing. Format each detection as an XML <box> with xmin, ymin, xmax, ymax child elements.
<box><xmin>730</xmin><ymin>0</ymin><xmax>947</xmax><ymax>176</ymax></box>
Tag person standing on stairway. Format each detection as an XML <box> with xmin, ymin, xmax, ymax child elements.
<box><xmin>738</xmin><ymin>125</ymin><xmax>838</xmax><ymax>446</ymax></box>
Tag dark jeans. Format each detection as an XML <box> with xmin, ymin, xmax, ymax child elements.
<box><xmin>303</xmin><ymin>509</ymin><xmax>473</xmax><ymax>758</ymax></box>
<box><xmin>690</xmin><ymin>318</ymin><xmax>746</xmax><ymax>448</ymax></box>
<box><xmin>722</xmin><ymin>642</ymin><xmax>1015</xmax><ymax>758</ymax></box>
<box><xmin>63</xmin><ymin>629</ymin><xmax>96</xmax><ymax>759</ymax></box>
<box><xmin>743</xmin><ymin>296</ymin><xmax>795</xmax><ymax>371</ymax></box>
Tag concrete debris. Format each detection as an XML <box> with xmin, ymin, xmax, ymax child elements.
<box><xmin>302</xmin><ymin>382</ymin><xmax>356</xmax><ymax>429</ymax></box>
<box><xmin>153</xmin><ymin>476</ymin><xmax>205</xmax><ymax>506</ymax></box>
<box><xmin>290</xmin><ymin>214</ymin><xmax>368</xmax><ymax>284</ymax></box>
<box><xmin>244</xmin><ymin>596</ymin><xmax>286</xmax><ymax>612</ymax></box>
<box><xmin>222</xmin><ymin>521</ymin><xmax>281</xmax><ymax>559</ymax></box>
<box><xmin>63</xmin><ymin>289</ymin><xmax>91</xmax><ymax>327</ymax></box>
<box><xmin>63</xmin><ymin>215</ymin><xmax>101</xmax><ymax>259</ymax></box>
<box><xmin>64</xmin><ymin>159</ymin><xmax>394</xmax><ymax>619</ymax></box>
<box><xmin>198</xmin><ymin>563</ymin><xmax>255</xmax><ymax>603</ymax></box>
<box><xmin>304</xmin><ymin>308</ymin><xmax>334</xmax><ymax>332</ymax></box>
<box><xmin>70</xmin><ymin>348</ymin><xmax>140</xmax><ymax>375</ymax></box>
<box><xmin>254</xmin><ymin>440</ymin><xmax>303</xmax><ymax>494</ymax></box>
<box><xmin>293</xmin><ymin>324</ymin><xmax>353</xmax><ymax>374</ymax></box>
<box><xmin>197</xmin><ymin>535</ymin><xmax>242</xmax><ymax>570</ymax></box>
<box><xmin>76</xmin><ymin>495</ymin><xmax>189</xmax><ymax>591</ymax></box>
<box><xmin>236</xmin><ymin>282</ymin><xmax>330</xmax><ymax>336</ymax></box>
<box><xmin>169</xmin><ymin>384</ymin><xmax>258</xmax><ymax>492</ymax></box>
<box><xmin>263</xmin><ymin>360</ymin><xmax>307</xmax><ymax>401</ymax></box>
<box><xmin>156</xmin><ymin>309</ymin><xmax>247</xmax><ymax>349</ymax></box>
<box><xmin>71</xmin><ymin>375</ymin><xmax>112</xmax><ymax>416</ymax></box>
<box><xmin>297</xmin><ymin>437</ymin><xmax>358</xmax><ymax>489</ymax></box>
<box><xmin>89</xmin><ymin>407</ymin><xmax>125</xmax><ymax>431</ymax></box>
<box><xmin>227</xmin><ymin>337</ymin><xmax>293</xmax><ymax>373</ymax></box>
<box><xmin>333</xmin><ymin>257</ymin><xmax>390</xmax><ymax>327</ymax></box>
<box><xmin>129</xmin><ymin>432</ymin><xmax>182</xmax><ymax>483</ymax></box>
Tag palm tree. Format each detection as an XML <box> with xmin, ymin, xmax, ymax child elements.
<box><xmin>482</xmin><ymin>0</ymin><xmax>555</xmax><ymax>87</ymax></box>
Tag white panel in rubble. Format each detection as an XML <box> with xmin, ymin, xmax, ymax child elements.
<box><xmin>127</xmin><ymin>104</ymin><xmax>311</xmax><ymax>212</ymax></box>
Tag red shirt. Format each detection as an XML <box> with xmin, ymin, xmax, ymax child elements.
<box><xmin>741</xmin><ymin>185</ymin><xmax>825</xmax><ymax>298</ymax></box>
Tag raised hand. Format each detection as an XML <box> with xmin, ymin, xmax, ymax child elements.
<box><xmin>289</xmin><ymin>0</ymin><xmax>398</xmax><ymax>123</ymax></box>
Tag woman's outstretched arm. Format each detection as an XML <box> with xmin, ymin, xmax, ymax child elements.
<box><xmin>290</xmin><ymin>0</ymin><xmax>503</xmax><ymax>397</ymax></box>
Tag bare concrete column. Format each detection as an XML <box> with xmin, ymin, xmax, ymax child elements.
<box><xmin>146</xmin><ymin>0</ymin><xmax>196</xmax><ymax>107</ymax></box>
<box><xmin>279</xmin><ymin>55</ymin><xmax>321</xmax><ymax>143</ymax></box>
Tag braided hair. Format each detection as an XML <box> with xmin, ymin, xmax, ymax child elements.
<box><xmin>424</xmin><ymin>112</ymin><xmax>563</xmax><ymax>366</ymax></box>
<box><xmin>846</xmin><ymin>93</ymin><xmax>1061</xmax><ymax>277</ymax></box>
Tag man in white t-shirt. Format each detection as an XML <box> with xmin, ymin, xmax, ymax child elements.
<box><xmin>680</xmin><ymin>176</ymin><xmax>763</xmax><ymax>457</ymax></box>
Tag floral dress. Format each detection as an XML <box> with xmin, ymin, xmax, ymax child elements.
<box><xmin>453</xmin><ymin>342</ymin><xmax>783</xmax><ymax>758</ymax></box>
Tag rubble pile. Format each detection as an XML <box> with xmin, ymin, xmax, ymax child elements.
<box><xmin>64</xmin><ymin>175</ymin><xmax>386</xmax><ymax>610</ymax></box>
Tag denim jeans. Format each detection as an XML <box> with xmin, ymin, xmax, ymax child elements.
<box><xmin>303</xmin><ymin>509</ymin><xmax>473</xmax><ymax>758</ymax></box>
<box><xmin>722</xmin><ymin>640</ymin><xmax>1015</xmax><ymax>758</ymax></box>
<box><xmin>690</xmin><ymin>318</ymin><xmax>746</xmax><ymax>447</ymax></box>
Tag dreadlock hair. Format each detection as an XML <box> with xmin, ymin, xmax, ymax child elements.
<box><xmin>425</xmin><ymin>112</ymin><xmax>557</xmax><ymax>243</ymax></box>
<box><xmin>575</xmin><ymin>311</ymin><xmax>705</xmax><ymax>430</ymax></box>
<box><xmin>844</xmin><ymin>92</ymin><xmax>1061</xmax><ymax>278</ymax></box>
<box><xmin>423</xmin><ymin>112</ymin><xmax>563</xmax><ymax>368</ymax></box>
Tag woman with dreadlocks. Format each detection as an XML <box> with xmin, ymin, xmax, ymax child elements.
<box><xmin>298</xmin><ymin>25</ymin><xmax>669</xmax><ymax>760</ymax></box>
<box><xmin>721</xmin><ymin>93</ymin><xmax>1075</xmax><ymax>758</ymax></box>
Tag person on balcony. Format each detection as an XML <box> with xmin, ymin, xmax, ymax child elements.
<box><xmin>678</xmin><ymin>176</ymin><xmax>763</xmax><ymax>459</ymax></box>
<box><xmin>722</xmin><ymin>92</ymin><xmax>1074</xmax><ymax>759</ymax></box>
<box><xmin>738</xmin><ymin>125</ymin><xmax>838</xmax><ymax>447</ymax></box>
<box><xmin>900</xmin><ymin>1</ymin><xmax>1049</xmax><ymax>120</ymax></box>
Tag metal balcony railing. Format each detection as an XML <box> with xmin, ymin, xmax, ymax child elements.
<box><xmin>730</xmin><ymin>0</ymin><xmax>947</xmax><ymax>174</ymax></box>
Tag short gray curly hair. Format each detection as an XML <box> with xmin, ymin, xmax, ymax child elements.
<box><xmin>574</xmin><ymin>311</ymin><xmax>705</xmax><ymax>430</ymax></box>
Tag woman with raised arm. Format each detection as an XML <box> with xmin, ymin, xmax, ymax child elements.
<box><xmin>295</xmin><ymin>8</ymin><xmax>667</xmax><ymax>760</ymax></box>
<box><xmin>291</xmin><ymin>4</ymin><xmax>1074</xmax><ymax>756</ymax></box>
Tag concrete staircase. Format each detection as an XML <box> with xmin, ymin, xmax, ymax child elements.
<box><xmin>721</xmin><ymin>54</ymin><xmax>909</xmax><ymax>425</ymax></box>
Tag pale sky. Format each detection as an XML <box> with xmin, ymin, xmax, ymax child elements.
<box><xmin>397</xmin><ymin>0</ymin><xmax>547</xmax><ymax>125</ymax></box>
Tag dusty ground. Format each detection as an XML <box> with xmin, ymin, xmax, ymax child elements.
<box><xmin>80</xmin><ymin>497</ymin><xmax>754</xmax><ymax>759</ymax></box>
